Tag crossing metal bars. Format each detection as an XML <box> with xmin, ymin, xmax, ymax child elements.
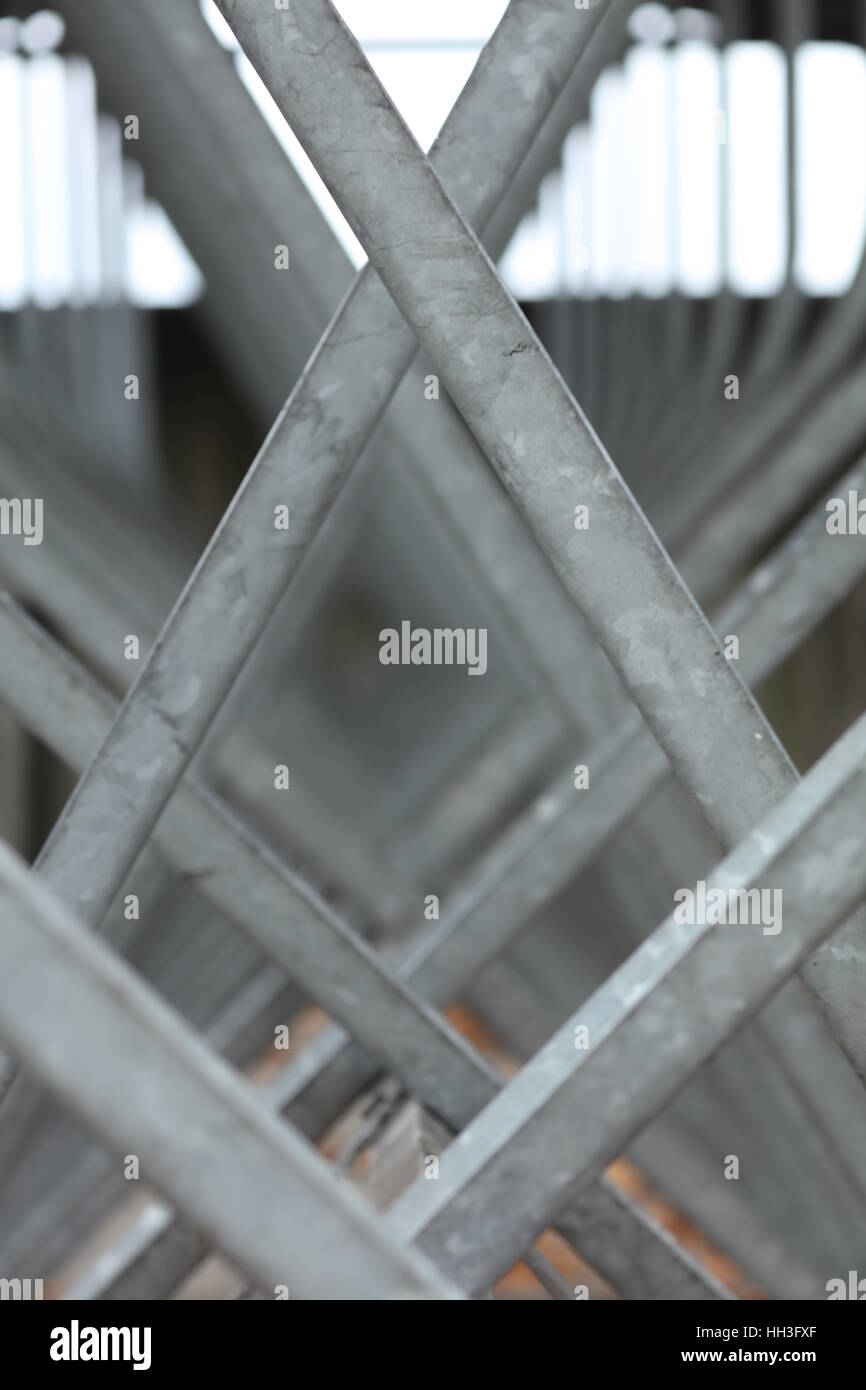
<box><xmin>1</xmin><ymin>0</ymin><xmax>865</xmax><ymax>1301</ymax></box>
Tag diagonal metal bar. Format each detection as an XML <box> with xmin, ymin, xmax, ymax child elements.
<box><xmin>52</xmin><ymin>0</ymin><xmax>633</xmax><ymax>418</ymax></box>
<box><xmin>0</xmin><ymin>423</ymin><xmax>428</xmax><ymax>933</ymax></box>
<box><xmin>389</xmin><ymin>709</ymin><xmax>866</xmax><ymax>1293</ymax></box>
<box><xmin>4</xmin><ymin>0</ymin><xmax>807</xmax><ymax>835</ymax></box>
<box><xmin>8</xmin><ymin>288</ymin><xmax>860</xmax><ymax>1085</ymax></box>
<box><xmin>5</xmin><ymin>0</ymin><xmax>861</xmax><ymax>1295</ymax></box>
<box><xmin>3</xmin><ymin>322</ymin><xmax>856</xmax><ymax>934</ymax></box>
<box><xmin>676</xmin><ymin>357</ymin><xmax>866</xmax><ymax>598</ymax></box>
<box><xmin>0</xmin><ymin>838</ymin><xmax>459</xmax><ymax>1301</ymax></box>
<box><xmin>481</xmin><ymin>0</ymin><xmax>635</xmax><ymax>264</ymax></box>
<box><xmin>0</xmin><ymin>597</ymin><xmax>726</xmax><ymax>1301</ymax></box>
<box><xmin>75</xmin><ymin>1110</ymin><xmax>728</xmax><ymax>1300</ymax></box>
<box><xmin>190</xmin><ymin>448</ymin><xmax>866</xmax><ymax>1284</ymax></box>
<box><xmin>54</xmin><ymin>0</ymin><xmax>354</xmax><ymax>423</ymax></box>
<box><xmin>46</xmin><ymin>440</ymin><xmax>866</xmax><ymax>1298</ymax></box>
<box><xmin>4</xmin><ymin>368</ymin><xmax>865</xmax><ymax>1291</ymax></box>
<box><xmin>0</xmin><ymin>435</ymin><xmax>175</xmax><ymax>682</ymax></box>
<box><xmin>0</xmin><ymin>597</ymin><xmax>500</xmax><ymax>1130</ymax></box>
<box><xmin>716</xmin><ymin>454</ymin><xmax>866</xmax><ymax>690</ymax></box>
<box><xmin>214</xmin><ymin>0</ymin><xmax>866</xmax><ymax>1080</ymax></box>
<box><xmin>28</xmin><ymin>0</ymin><xmax>614</xmax><ymax>935</ymax></box>
<box><xmin>463</xmin><ymin>951</ymin><xmax>858</xmax><ymax>1301</ymax></box>
<box><xmin>0</xmin><ymin>362</ymin><xmax>596</xmax><ymax>812</ymax></box>
<box><xmin>49</xmin><ymin>0</ymin><xmax>632</xmax><ymax>751</ymax></box>
<box><xmin>407</xmin><ymin>449</ymin><xmax>866</xmax><ymax>1014</ymax></box>
<box><xmin>210</xmin><ymin>0</ymin><xmax>778</xmax><ymax>844</ymax></box>
<box><xmin>0</xmin><ymin>958</ymin><xmax>301</xmax><ymax>1279</ymax></box>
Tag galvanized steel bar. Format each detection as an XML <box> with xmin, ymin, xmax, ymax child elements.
<box><xmin>31</xmin><ymin>0</ymin><xmax>614</xmax><ymax>934</ymax></box>
<box><xmin>414</xmin><ymin>449</ymin><xmax>866</xmax><ymax>1010</ymax></box>
<box><xmin>213</xmin><ymin>0</ymin><xmax>866</xmax><ymax>1081</ymax></box>
<box><xmin>206</xmin><ymin>0</ymin><xmax>794</xmax><ymax>847</ymax></box>
<box><xmin>52</xmin><ymin>0</ymin><xmax>353</xmax><ymax>422</ymax></box>
<box><xmin>390</xmin><ymin>710</ymin><xmax>866</xmax><ymax>1292</ymax></box>
<box><xmin>676</xmin><ymin>357</ymin><xmax>866</xmax><ymax>597</ymax></box>
<box><xmin>63</xmin><ymin>442</ymin><xmax>866</xmax><ymax>1296</ymax></box>
<box><xmin>0</xmin><ymin>837</ymin><xmax>459</xmax><ymax>1301</ymax></box>
<box><xmin>0</xmin><ymin>596</ymin><xmax>500</xmax><ymax>1131</ymax></box>
<box><xmin>0</xmin><ymin>597</ymin><xmax>725</xmax><ymax>1301</ymax></box>
<box><xmin>50</xmin><ymin>0</ymin><xmax>629</xmax><ymax>749</ymax></box>
<box><xmin>3</xmin><ymin>0</ymin><xmax>861</xmax><ymax>1301</ymax></box>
